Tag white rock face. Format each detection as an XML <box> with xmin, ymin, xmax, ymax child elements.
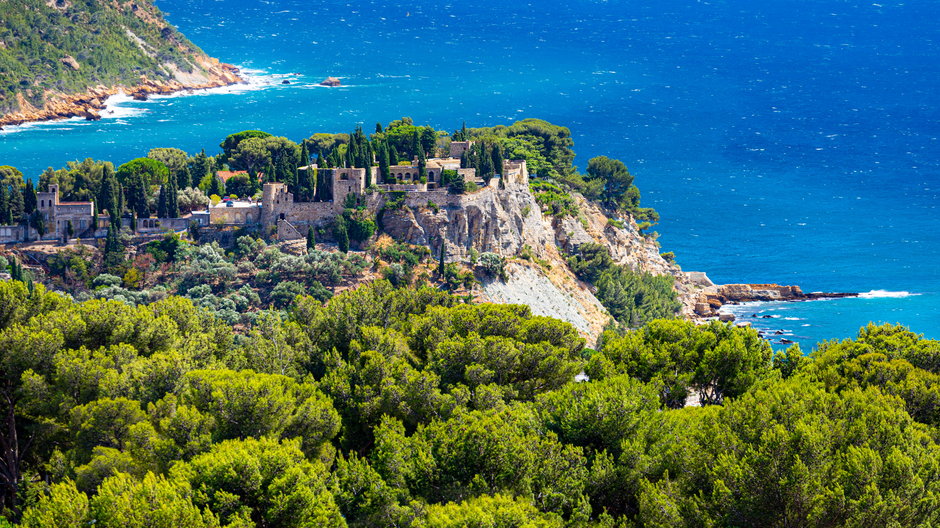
<box><xmin>377</xmin><ymin>177</ymin><xmax>705</xmax><ymax>341</ymax></box>
<box><xmin>479</xmin><ymin>261</ymin><xmax>610</xmax><ymax>345</ymax></box>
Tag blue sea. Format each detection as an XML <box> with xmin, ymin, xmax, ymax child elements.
<box><xmin>1</xmin><ymin>0</ymin><xmax>937</xmax><ymax>350</ymax></box>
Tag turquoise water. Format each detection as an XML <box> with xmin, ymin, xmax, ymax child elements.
<box><xmin>1</xmin><ymin>0</ymin><xmax>937</xmax><ymax>350</ymax></box>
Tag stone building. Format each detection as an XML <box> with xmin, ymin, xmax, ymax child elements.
<box><xmin>38</xmin><ymin>184</ymin><xmax>96</xmax><ymax>238</ymax></box>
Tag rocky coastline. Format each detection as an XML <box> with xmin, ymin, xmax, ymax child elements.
<box><xmin>0</xmin><ymin>62</ymin><xmax>243</xmax><ymax>129</ymax></box>
<box><xmin>692</xmin><ymin>282</ymin><xmax>857</xmax><ymax>319</ymax></box>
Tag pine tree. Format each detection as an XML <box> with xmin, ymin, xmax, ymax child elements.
<box><xmin>306</xmin><ymin>225</ymin><xmax>316</xmax><ymax>251</ymax></box>
<box><xmin>23</xmin><ymin>180</ymin><xmax>37</xmax><ymax>215</ymax></box>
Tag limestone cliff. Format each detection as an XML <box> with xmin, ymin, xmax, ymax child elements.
<box><xmin>375</xmin><ymin>177</ymin><xmax>703</xmax><ymax>344</ymax></box>
<box><xmin>0</xmin><ymin>0</ymin><xmax>243</xmax><ymax>127</ymax></box>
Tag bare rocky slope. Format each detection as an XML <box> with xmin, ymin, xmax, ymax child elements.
<box><xmin>376</xmin><ymin>177</ymin><xmax>707</xmax><ymax>345</ymax></box>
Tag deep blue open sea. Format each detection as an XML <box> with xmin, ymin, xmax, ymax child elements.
<box><xmin>1</xmin><ymin>0</ymin><xmax>937</xmax><ymax>350</ymax></box>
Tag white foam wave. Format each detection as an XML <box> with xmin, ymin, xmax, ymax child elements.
<box><xmin>858</xmin><ymin>290</ymin><xmax>917</xmax><ymax>299</ymax></box>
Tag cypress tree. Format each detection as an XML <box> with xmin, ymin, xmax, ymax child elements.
<box><xmin>10</xmin><ymin>257</ymin><xmax>22</xmax><ymax>282</ymax></box>
<box><xmin>157</xmin><ymin>184</ymin><xmax>168</xmax><ymax>219</ymax></box>
<box><xmin>316</xmin><ymin>152</ymin><xmax>326</xmax><ymax>169</ymax></box>
<box><xmin>168</xmin><ymin>172</ymin><xmax>180</xmax><ymax>218</ymax></box>
<box><xmin>66</xmin><ymin>220</ymin><xmax>74</xmax><ymax>240</ymax></box>
<box><xmin>300</xmin><ymin>142</ymin><xmax>310</xmax><ymax>168</ymax></box>
<box><xmin>378</xmin><ymin>141</ymin><xmax>391</xmax><ymax>183</ymax></box>
<box><xmin>208</xmin><ymin>173</ymin><xmax>225</xmax><ymax>198</ymax></box>
<box><xmin>115</xmin><ymin>185</ymin><xmax>125</xmax><ymax>229</ymax></box>
<box><xmin>180</xmin><ymin>166</ymin><xmax>193</xmax><ymax>190</ymax></box>
<box><xmin>23</xmin><ymin>180</ymin><xmax>37</xmax><ymax>215</ymax></box>
<box><xmin>334</xmin><ymin>216</ymin><xmax>349</xmax><ymax>253</ymax></box>
<box><xmin>130</xmin><ymin>210</ymin><xmax>137</xmax><ymax>233</ymax></box>
<box><xmin>416</xmin><ymin>132</ymin><xmax>427</xmax><ymax>181</ymax></box>
<box><xmin>375</xmin><ymin>122</ymin><xmax>384</xmax><ymax>134</ymax></box>
<box><xmin>99</xmin><ymin>166</ymin><xmax>118</xmax><ymax>218</ymax></box>
<box><xmin>491</xmin><ymin>143</ymin><xmax>504</xmax><ymax>177</ymax></box>
<box><xmin>9</xmin><ymin>182</ymin><xmax>23</xmax><ymax>223</ymax></box>
<box><xmin>133</xmin><ymin>176</ymin><xmax>149</xmax><ymax>219</ymax></box>
<box><xmin>103</xmin><ymin>223</ymin><xmax>124</xmax><ymax>271</ymax></box>
<box><xmin>389</xmin><ymin>145</ymin><xmax>399</xmax><ymax>166</ymax></box>
<box><xmin>306</xmin><ymin>225</ymin><xmax>316</xmax><ymax>251</ymax></box>
<box><xmin>0</xmin><ymin>185</ymin><xmax>9</xmax><ymax>225</ymax></box>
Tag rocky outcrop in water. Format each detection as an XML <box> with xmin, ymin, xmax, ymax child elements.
<box><xmin>693</xmin><ymin>283</ymin><xmax>858</xmax><ymax>317</ymax></box>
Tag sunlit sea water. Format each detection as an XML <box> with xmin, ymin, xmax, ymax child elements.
<box><xmin>1</xmin><ymin>0</ymin><xmax>937</xmax><ymax>350</ymax></box>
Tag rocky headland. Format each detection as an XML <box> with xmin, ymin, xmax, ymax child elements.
<box><xmin>692</xmin><ymin>282</ymin><xmax>858</xmax><ymax>319</ymax></box>
<box><xmin>0</xmin><ymin>61</ymin><xmax>243</xmax><ymax>128</ymax></box>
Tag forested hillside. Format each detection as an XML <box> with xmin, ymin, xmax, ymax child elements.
<box><xmin>0</xmin><ymin>0</ymin><xmax>236</xmax><ymax>116</ymax></box>
<box><xmin>0</xmin><ymin>280</ymin><xmax>938</xmax><ymax>527</ymax></box>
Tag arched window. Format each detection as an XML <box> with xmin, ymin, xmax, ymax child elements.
<box><xmin>428</xmin><ymin>171</ymin><xmax>435</xmax><ymax>181</ymax></box>
<box><xmin>40</xmin><ymin>200</ymin><xmax>44</xmax><ymax>208</ymax></box>
<box><xmin>405</xmin><ymin>172</ymin><xmax>411</xmax><ymax>179</ymax></box>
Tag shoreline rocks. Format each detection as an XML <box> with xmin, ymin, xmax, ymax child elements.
<box><xmin>693</xmin><ymin>283</ymin><xmax>857</xmax><ymax>318</ymax></box>
<box><xmin>0</xmin><ymin>63</ymin><xmax>244</xmax><ymax>129</ymax></box>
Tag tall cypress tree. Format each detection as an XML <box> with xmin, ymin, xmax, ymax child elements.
<box><xmin>389</xmin><ymin>145</ymin><xmax>399</xmax><ymax>166</ymax></box>
<box><xmin>316</xmin><ymin>152</ymin><xmax>326</xmax><ymax>169</ymax></box>
<box><xmin>23</xmin><ymin>180</ymin><xmax>37</xmax><ymax>215</ymax></box>
<box><xmin>103</xmin><ymin>223</ymin><xmax>124</xmax><ymax>271</ymax></box>
<box><xmin>99</xmin><ymin>165</ymin><xmax>118</xmax><ymax>218</ymax></box>
<box><xmin>378</xmin><ymin>141</ymin><xmax>391</xmax><ymax>183</ymax></box>
<box><xmin>9</xmin><ymin>182</ymin><xmax>23</xmax><ymax>223</ymax></box>
<box><xmin>133</xmin><ymin>175</ymin><xmax>149</xmax><ymax>219</ymax></box>
<box><xmin>491</xmin><ymin>143</ymin><xmax>504</xmax><ymax>178</ymax></box>
<box><xmin>168</xmin><ymin>172</ymin><xmax>180</xmax><ymax>218</ymax></box>
<box><xmin>306</xmin><ymin>225</ymin><xmax>316</xmax><ymax>251</ymax></box>
<box><xmin>157</xmin><ymin>184</ymin><xmax>168</xmax><ymax>218</ymax></box>
<box><xmin>207</xmin><ymin>173</ymin><xmax>225</xmax><ymax>197</ymax></box>
<box><xmin>375</xmin><ymin>122</ymin><xmax>384</xmax><ymax>134</ymax></box>
<box><xmin>415</xmin><ymin>132</ymin><xmax>427</xmax><ymax>181</ymax></box>
<box><xmin>300</xmin><ymin>142</ymin><xmax>311</xmax><ymax>168</ymax></box>
<box><xmin>0</xmin><ymin>185</ymin><xmax>9</xmax><ymax>225</ymax></box>
<box><xmin>334</xmin><ymin>216</ymin><xmax>349</xmax><ymax>253</ymax></box>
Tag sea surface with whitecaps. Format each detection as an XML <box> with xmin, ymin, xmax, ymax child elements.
<box><xmin>0</xmin><ymin>0</ymin><xmax>937</xmax><ymax>350</ymax></box>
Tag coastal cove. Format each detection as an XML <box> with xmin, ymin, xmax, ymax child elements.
<box><xmin>0</xmin><ymin>0</ymin><xmax>937</xmax><ymax>349</ymax></box>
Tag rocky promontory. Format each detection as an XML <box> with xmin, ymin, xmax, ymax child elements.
<box><xmin>0</xmin><ymin>62</ymin><xmax>243</xmax><ymax>128</ymax></box>
<box><xmin>693</xmin><ymin>282</ymin><xmax>858</xmax><ymax>318</ymax></box>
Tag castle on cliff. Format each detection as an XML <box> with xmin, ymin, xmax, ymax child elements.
<box><xmin>0</xmin><ymin>143</ymin><xmax>530</xmax><ymax>244</ymax></box>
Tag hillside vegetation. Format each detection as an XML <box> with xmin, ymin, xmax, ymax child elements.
<box><xmin>0</xmin><ymin>280</ymin><xmax>938</xmax><ymax>527</ymax></box>
<box><xmin>0</xmin><ymin>0</ymin><xmax>218</xmax><ymax>114</ymax></box>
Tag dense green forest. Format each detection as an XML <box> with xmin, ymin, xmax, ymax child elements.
<box><xmin>0</xmin><ymin>278</ymin><xmax>938</xmax><ymax>527</ymax></box>
<box><xmin>0</xmin><ymin>0</ymin><xmax>210</xmax><ymax>114</ymax></box>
